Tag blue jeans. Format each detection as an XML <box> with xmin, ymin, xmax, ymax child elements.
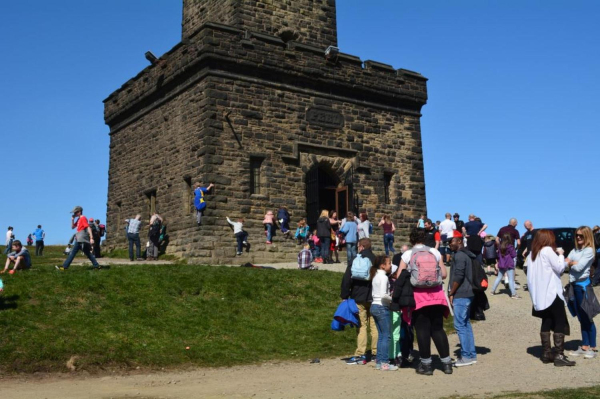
<box><xmin>574</xmin><ymin>283</ymin><xmax>597</xmax><ymax>347</ymax></box>
<box><xmin>346</xmin><ymin>242</ymin><xmax>357</xmax><ymax>268</ymax></box>
<box><xmin>280</xmin><ymin>219</ymin><xmax>289</xmax><ymax>233</ymax></box>
<box><xmin>491</xmin><ymin>268</ymin><xmax>515</xmax><ymax>296</ymax></box>
<box><xmin>453</xmin><ymin>297</ymin><xmax>476</xmax><ymax>360</ymax></box>
<box><xmin>63</xmin><ymin>241</ymin><xmax>99</xmax><ymax>269</ymax></box>
<box><xmin>265</xmin><ymin>224</ymin><xmax>273</xmax><ymax>242</ymax></box>
<box><xmin>383</xmin><ymin>233</ymin><xmax>395</xmax><ymax>256</ymax></box>
<box><xmin>311</xmin><ymin>244</ymin><xmax>321</xmax><ymax>259</ymax></box>
<box><xmin>320</xmin><ymin>236</ymin><xmax>330</xmax><ymax>261</ymax></box>
<box><xmin>235</xmin><ymin>231</ymin><xmax>248</xmax><ymax>253</ymax></box>
<box><xmin>127</xmin><ymin>232</ymin><xmax>141</xmax><ymax>260</ymax></box>
<box><xmin>371</xmin><ymin>304</ymin><xmax>391</xmax><ymax>364</ymax></box>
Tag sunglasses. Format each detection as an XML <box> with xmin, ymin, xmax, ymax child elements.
<box><xmin>576</xmin><ymin>234</ymin><xmax>584</xmax><ymax>239</ymax></box>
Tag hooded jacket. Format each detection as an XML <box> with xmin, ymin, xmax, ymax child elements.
<box><xmin>340</xmin><ymin>248</ymin><xmax>376</xmax><ymax>303</ymax></box>
<box><xmin>450</xmin><ymin>248</ymin><xmax>475</xmax><ymax>299</ymax></box>
<box><xmin>331</xmin><ymin>298</ymin><xmax>360</xmax><ymax>331</ymax></box>
<box><xmin>316</xmin><ymin>217</ymin><xmax>331</xmax><ymax>238</ymax></box>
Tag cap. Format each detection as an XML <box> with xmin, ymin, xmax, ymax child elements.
<box><xmin>89</xmin><ymin>218</ymin><xmax>94</xmax><ymax>222</ymax></box>
<box><xmin>453</xmin><ymin>213</ymin><xmax>460</xmax><ymax>217</ymax></box>
<box><xmin>70</xmin><ymin>206</ymin><xmax>83</xmax><ymax>214</ymax></box>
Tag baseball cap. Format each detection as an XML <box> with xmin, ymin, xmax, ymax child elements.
<box><xmin>70</xmin><ymin>206</ymin><xmax>83</xmax><ymax>214</ymax></box>
<box><xmin>453</xmin><ymin>213</ymin><xmax>460</xmax><ymax>218</ymax></box>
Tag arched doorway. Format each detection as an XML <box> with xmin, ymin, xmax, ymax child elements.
<box><xmin>305</xmin><ymin>165</ymin><xmax>351</xmax><ymax>230</ymax></box>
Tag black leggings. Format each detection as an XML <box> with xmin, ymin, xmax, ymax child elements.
<box><xmin>539</xmin><ymin>295</ymin><xmax>568</xmax><ymax>334</ymax></box>
<box><xmin>413</xmin><ymin>305</ymin><xmax>450</xmax><ymax>359</ymax></box>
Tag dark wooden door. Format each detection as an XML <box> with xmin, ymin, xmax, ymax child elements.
<box><xmin>336</xmin><ymin>186</ymin><xmax>348</xmax><ymax>219</ymax></box>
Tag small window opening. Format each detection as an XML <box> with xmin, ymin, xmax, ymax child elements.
<box><xmin>147</xmin><ymin>190</ymin><xmax>157</xmax><ymax>218</ymax></box>
<box><xmin>184</xmin><ymin>177</ymin><xmax>193</xmax><ymax>213</ymax></box>
<box><xmin>383</xmin><ymin>173</ymin><xmax>392</xmax><ymax>205</ymax></box>
<box><xmin>250</xmin><ymin>158</ymin><xmax>263</xmax><ymax>195</ymax></box>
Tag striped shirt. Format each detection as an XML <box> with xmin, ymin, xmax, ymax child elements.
<box><xmin>298</xmin><ymin>249</ymin><xmax>313</xmax><ymax>270</ymax></box>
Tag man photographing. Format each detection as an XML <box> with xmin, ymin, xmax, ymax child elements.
<box><xmin>56</xmin><ymin>206</ymin><xmax>100</xmax><ymax>271</ymax></box>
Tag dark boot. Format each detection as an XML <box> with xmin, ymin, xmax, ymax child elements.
<box><xmin>415</xmin><ymin>361</ymin><xmax>433</xmax><ymax>375</ymax></box>
<box><xmin>540</xmin><ymin>332</ymin><xmax>554</xmax><ymax>364</ymax></box>
<box><xmin>553</xmin><ymin>333</ymin><xmax>576</xmax><ymax>367</ymax></box>
<box><xmin>442</xmin><ymin>361</ymin><xmax>453</xmax><ymax>374</ymax></box>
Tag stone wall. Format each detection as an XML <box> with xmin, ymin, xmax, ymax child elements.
<box><xmin>182</xmin><ymin>0</ymin><xmax>337</xmax><ymax>48</ymax></box>
<box><xmin>104</xmin><ymin>12</ymin><xmax>427</xmax><ymax>264</ymax></box>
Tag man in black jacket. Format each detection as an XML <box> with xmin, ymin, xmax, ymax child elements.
<box><xmin>422</xmin><ymin>219</ymin><xmax>438</xmax><ymax>249</ymax></box>
<box><xmin>341</xmin><ymin>238</ymin><xmax>377</xmax><ymax>364</ymax></box>
<box><xmin>448</xmin><ymin>237</ymin><xmax>477</xmax><ymax>367</ymax></box>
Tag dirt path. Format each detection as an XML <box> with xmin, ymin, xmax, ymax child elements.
<box><xmin>2</xmin><ymin>272</ymin><xmax>600</xmax><ymax>398</ymax></box>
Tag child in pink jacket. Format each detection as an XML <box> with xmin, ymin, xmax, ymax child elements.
<box><xmin>263</xmin><ymin>210</ymin><xmax>275</xmax><ymax>244</ymax></box>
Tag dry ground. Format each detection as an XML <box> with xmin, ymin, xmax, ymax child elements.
<box><xmin>1</xmin><ymin>270</ymin><xmax>599</xmax><ymax>399</ymax></box>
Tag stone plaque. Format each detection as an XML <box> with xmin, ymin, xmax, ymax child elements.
<box><xmin>306</xmin><ymin>107</ymin><xmax>344</xmax><ymax>128</ymax></box>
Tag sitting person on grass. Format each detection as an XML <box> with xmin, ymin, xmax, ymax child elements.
<box><xmin>298</xmin><ymin>243</ymin><xmax>316</xmax><ymax>270</ymax></box>
<box><xmin>2</xmin><ymin>240</ymin><xmax>31</xmax><ymax>274</ymax></box>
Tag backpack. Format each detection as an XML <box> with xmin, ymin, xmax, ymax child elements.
<box><xmin>159</xmin><ymin>225</ymin><xmax>167</xmax><ymax>243</ymax></box>
<box><xmin>470</xmin><ymin>258</ymin><xmax>489</xmax><ymax>292</ymax></box>
<box><xmin>98</xmin><ymin>224</ymin><xmax>106</xmax><ymax>237</ymax></box>
<box><xmin>351</xmin><ymin>254</ymin><xmax>372</xmax><ymax>280</ymax></box>
<box><xmin>408</xmin><ymin>246</ymin><xmax>442</xmax><ymax>288</ymax></box>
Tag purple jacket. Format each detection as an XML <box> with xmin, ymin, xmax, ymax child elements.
<box><xmin>497</xmin><ymin>245</ymin><xmax>516</xmax><ymax>270</ymax></box>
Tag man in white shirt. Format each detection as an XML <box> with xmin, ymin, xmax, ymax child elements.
<box><xmin>439</xmin><ymin>213</ymin><xmax>456</xmax><ymax>265</ymax></box>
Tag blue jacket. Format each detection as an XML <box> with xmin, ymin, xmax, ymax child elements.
<box><xmin>194</xmin><ymin>187</ymin><xmax>208</xmax><ymax>211</ymax></box>
<box><xmin>340</xmin><ymin>221</ymin><xmax>358</xmax><ymax>244</ymax></box>
<box><xmin>331</xmin><ymin>299</ymin><xmax>359</xmax><ymax>331</ymax></box>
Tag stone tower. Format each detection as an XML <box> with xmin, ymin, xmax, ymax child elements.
<box><xmin>103</xmin><ymin>0</ymin><xmax>428</xmax><ymax>264</ymax></box>
<box><xmin>182</xmin><ymin>0</ymin><xmax>337</xmax><ymax>47</ymax></box>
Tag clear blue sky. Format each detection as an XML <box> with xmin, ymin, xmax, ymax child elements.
<box><xmin>1</xmin><ymin>1</ymin><xmax>598</xmax><ymax>244</ymax></box>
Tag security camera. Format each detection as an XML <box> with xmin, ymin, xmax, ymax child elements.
<box><xmin>324</xmin><ymin>46</ymin><xmax>339</xmax><ymax>61</ymax></box>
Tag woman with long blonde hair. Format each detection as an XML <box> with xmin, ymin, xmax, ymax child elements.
<box><xmin>316</xmin><ymin>210</ymin><xmax>332</xmax><ymax>264</ymax></box>
<box><xmin>566</xmin><ymin>226</ymin><xmax>597</xmax><ymax>359</ymax></box>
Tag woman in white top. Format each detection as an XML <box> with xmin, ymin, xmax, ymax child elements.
<box><xmin>565</xmin><ymin>226</ymin><xmax>597</xmax><ymax>358</ymax></box>
<box><xmin>357</xmin><ymin>213</ymin><xmax>371</xmax><ymax>240</ymax></box>
<box><xmin>369</xmin><ymin>255</ymin><xmax>397</xmax><ymax>371</ymax></box>
<box><xmin>526</xmin><ymin>229</ymin><xmax>575</xmax><ymax>367</ymax></box>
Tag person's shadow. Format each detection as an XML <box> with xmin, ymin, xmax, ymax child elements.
<box><xmin>0</xmin><ymin>295</ymin><xmax>19</xmax><ymax>311</ymax></box>
<box><xmin>453</xmin><ymin>345</ymin><xmax>491</xmax><ymax>358</ymax></box>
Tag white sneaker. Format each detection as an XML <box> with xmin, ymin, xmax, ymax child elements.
<box><xmin>570</xmin><ymin>347</ymin><xmax>587</xmax><ymax>357</ymax></box>
<box><xmin>584</xmin><ymin>350</ymin><xmax>597</xmax><ymax>359</ymax></box>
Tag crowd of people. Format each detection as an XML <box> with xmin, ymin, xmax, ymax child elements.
<box><xmin>329</xmin><ymin>211</ymin><xmax>600</xmax><ymax>374</ymax></box>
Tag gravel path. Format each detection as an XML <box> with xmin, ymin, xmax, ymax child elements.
<box><xmin>2</xmin><ymin>269</ymin><xmax>600</xmax><ymax>398</ymax></box>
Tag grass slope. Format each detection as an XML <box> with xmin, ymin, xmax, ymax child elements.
<box><xmin>0</xmin><ymin>246</ymin><xmax>357</xmax><ymax>372</ymax></box>
<box><xmin>450</xmin><ymin>385</ymin><xmax>600</xmax><ymax>399</ymax></box>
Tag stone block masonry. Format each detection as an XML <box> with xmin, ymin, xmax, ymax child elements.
<box><xmin>104</xmin><ymin>1</ymin><xmax>428</xmax><ymax>264</ymax></box>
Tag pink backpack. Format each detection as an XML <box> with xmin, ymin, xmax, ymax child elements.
<box><xmin>408</xmin><ymin>246</ymin><xmax>442</xmax><ymax>288</ymax></box>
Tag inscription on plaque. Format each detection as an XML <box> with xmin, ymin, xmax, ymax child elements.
<box><xmin>306</xmin><ymin>107</ymin><xmax>344</xmax><ymax>128</ymax></box>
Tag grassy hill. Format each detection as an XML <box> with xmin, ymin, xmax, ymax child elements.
<box><xmin>0</xmin><ymin>246</ymin><xmax>357</xmax><ymax>372</ymax></box>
